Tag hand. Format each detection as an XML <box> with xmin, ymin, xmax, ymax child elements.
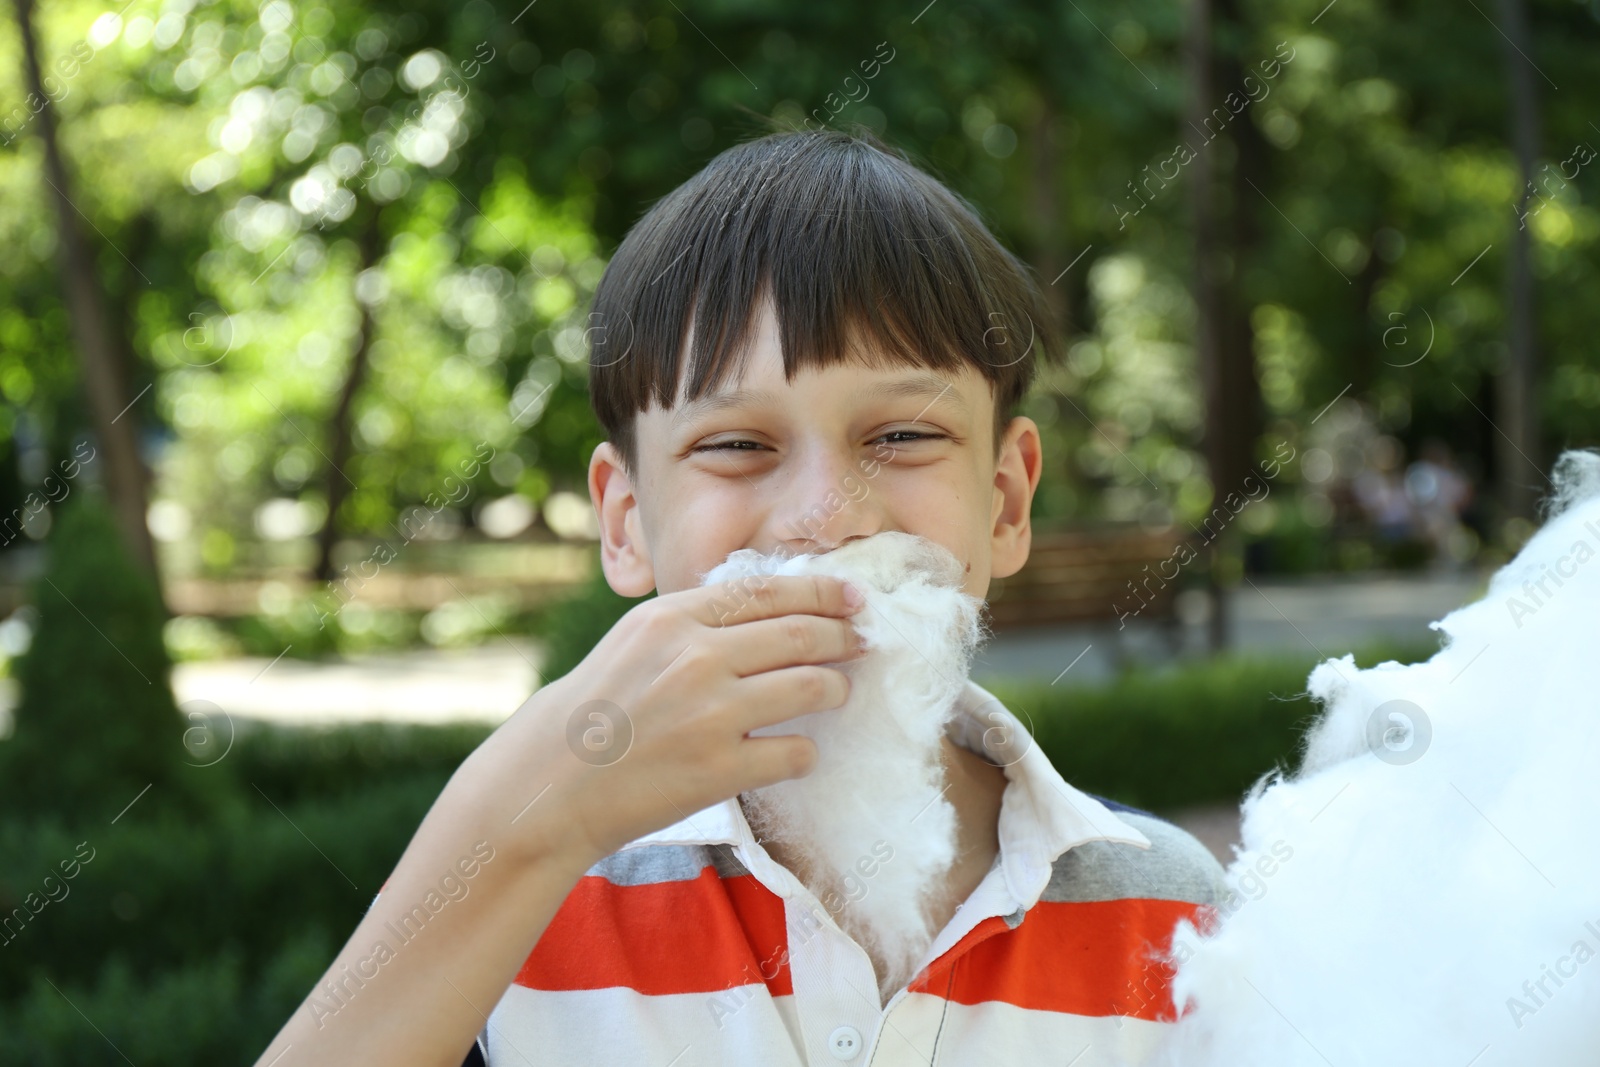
<box><xmin>485</xmin><ymin>573</ymin><xmax>867</xmax><ymax>867</ymax></box>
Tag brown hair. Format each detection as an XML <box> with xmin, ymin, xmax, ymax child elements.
<box><xmin>587</xmin><ymin>127</ymin><xmax>1059</xmax><ymax>470</ymax></box>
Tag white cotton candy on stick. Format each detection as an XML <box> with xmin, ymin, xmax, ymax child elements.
<box><xmin>1152</xmin><ymin>449</ymin><xmax>1600</xmax><ymax>1067</ymax></box>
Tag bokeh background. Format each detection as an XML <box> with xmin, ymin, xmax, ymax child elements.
<box><xmin>1</xmin><ymin>0</ymin><xmax>1597</xmax><ymax>1059</ymax></box>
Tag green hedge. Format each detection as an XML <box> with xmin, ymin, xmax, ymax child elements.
<box><xmin>992</xmin><ymin>637</ymin><xmax>1440</xmax><ymax>812</ymax></box>
<box><xmin>0</xmin><ymin>495</ymin><xmax>211</xmax><ymax>825</ymax></box>
<box><xmin>0</xmin><ymin>935</ymin><xmax>330</xmax><ymax>1066</ymax></box>
<box><xmin>534</xmin><ymin>558</ymin><xmax>650</xmax><ymax>683</ymax></box>
<box><xmin>0</xmin><ymin>773</ymin><xmax>449</xmax><ymax>999</ymax></box>
<box><xmin>223</xmin><ymin>719</ymin><xmax>491</xmax><ymax>806</ymax></box>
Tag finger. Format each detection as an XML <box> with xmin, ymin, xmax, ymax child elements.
<box><xmin>689</xmin><ymin>573</ymin><xmax>863</xmax><ymax>628</ymax></box>
<box><xmin>720</xmin><ymin>614</ymin><xmax>864</xmax><ymax>678</ymax></box>
<box><xmin>731</xmin><ymin>664</ymin><xmax>851</xmax><ymax>732</ymax></box>
<box><xmin>732</xmin><ymin>734</ymin><xmax>822</xmax><ymax>793</ymax></box>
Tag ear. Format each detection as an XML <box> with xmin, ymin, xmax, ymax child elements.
<box><xmin>588</xmin><ymin>442</ymin><xmax>656</xmax><ymax>597</ymax></box>
<box><xmin>989</xmin><ymin>416</ymin><xmax>1043</xmax><ymax>581</ymax></box>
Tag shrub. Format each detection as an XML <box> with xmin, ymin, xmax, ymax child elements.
<box><xmin>0</xmin><ymin>772</ymin><xmax>451</xmax><ymax>1002</ymax></box>
<box><xmin>223</xmin><ymin>719</ymin><xmax>490</xmax><ymax>806</ymax></box>
<box><xmin>534</xmin><ymin>554</ymin><xmax>650</xmax><ymax>683</ymax></box>
<box><xmin>0</xmin><ymin>494</ymin><xmax>200</xmax><ymax>824</ymax></box>
<box><xmin>0</xmin><ymin>932</ymin><xmax>330</xmax><ymax>1066</ymax></box>
<box><xmin>991</xmin><ymin>638</ymin><xmax>1440</xmax><ymax>812</ymax></box>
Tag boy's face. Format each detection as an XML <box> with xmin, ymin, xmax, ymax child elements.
<box><xmin>588</xmin><ymin>296</ymin><xmax>1043</xmax><ymax>599</ymax></box>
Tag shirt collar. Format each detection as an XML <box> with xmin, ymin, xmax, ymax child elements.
<box><xmin>617</xmin><ymin>679</ymin><xmax>1151</xmax><ymax>908</ymax></box>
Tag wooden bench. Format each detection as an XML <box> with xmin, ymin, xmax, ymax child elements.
<box><xmin>984</xmin><ymin>525</ymin><xmax>1191</xmax><ymax>637</ymax></box>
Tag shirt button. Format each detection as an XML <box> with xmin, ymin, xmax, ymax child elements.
<box><xmin>827</xmin><ymin>1025</ymin><xmax>863</xmax><ymax>1060</ymax></box>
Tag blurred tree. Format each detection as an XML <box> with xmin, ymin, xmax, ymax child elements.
<box><xmin>138</xmin><ymin>0</ymin><xmax>608</xmax><ymax>582</ymax></box>
<box><xmin>11</xmin><ymin>0</ymin><xmax>158</xmax><ymax>576</ymax></box>
<box><xmin>0</xmin><ymin>493</ymin><xmax>186</xmax><ymax>822</ymax></box>
<box><xmin>1</xmin><ymin>0</ymin><xmax>1597</xmax><ymax>603</ymax></box>
<box><xmin>1495</xmin><ymin>0</ymin><xmax>1542</xmax><ymax>521</ymax></box>
<box><xmin>311</xmin><ymin>216</ymin><xmax>379</xmax><ymax>581</ymax></box>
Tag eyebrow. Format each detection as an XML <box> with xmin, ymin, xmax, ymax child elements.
<box><xmin>867</xmin><ymin>373</ymin><xmax>969</xmax><ymax>420</ymax></box>
<box><xmin>671</xmin><ymin>372</ymin><xmax>970</xmax><ymax>428</ymax></box>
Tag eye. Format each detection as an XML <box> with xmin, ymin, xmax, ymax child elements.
<box><xmin>874</xmin><ymin>430</ymin><xmax>946</xmax><ymax>446</ymax></box>
<box><xmin>691</xmin><ymin>439</ymin><xmax>765</xmax><ymax>453</ymax></box>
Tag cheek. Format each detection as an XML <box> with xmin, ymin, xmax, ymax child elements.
<box><xmin>649</xmin><ymin>496</ymin><xmax>765</xmax><ymax>593</ymax></box>
<box><xmin>896</xmin><ymin>511</ymin><xmax>983</xmax><ymax>592</ymax></box>
<box><xmin>875</xmin><ymin>470</ymin><xmax>988</xmax><ymax>586</ymax></box>
<box><xmin>958</xmin><ymin>551</ymin><xmax>989</xmax><ymax>599</ymax></box>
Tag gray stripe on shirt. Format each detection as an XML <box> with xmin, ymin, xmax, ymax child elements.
<box><xmin>1040</xmin><ymin>811</ymin><xmax>1228</xmax><ymax>907</ymax></box>
<box><xmin>589</xmin><ymin>842</ymin><xmax>751</xmax><ymax>887</ymax></box>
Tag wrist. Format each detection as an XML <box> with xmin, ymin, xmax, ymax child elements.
<box><xmin>449</xmin><ymin>699</ymin><xmax>609</xmax><ymax>878</ymax></box>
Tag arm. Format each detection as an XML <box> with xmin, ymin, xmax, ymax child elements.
<box><xmin>249</xmin><ymin>710</ymin><xmax>604</xmax><ymax>1067</ymax></box>
<box><xmin>252</xmin><ymin>574</ymin><xmax>865</xmax><ymax>1067</ymax></box>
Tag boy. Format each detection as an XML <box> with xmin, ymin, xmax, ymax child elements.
<box><xmin>257</xmin><ymin>128</ymin><xmax>1228</xmax><ymax>1067</ymax></box>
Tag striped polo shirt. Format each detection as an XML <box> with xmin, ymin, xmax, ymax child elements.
<box><xmin>471</xmin><ymin>679</ymin><xmax>1226</xmax><ymax>1066</ymax></box>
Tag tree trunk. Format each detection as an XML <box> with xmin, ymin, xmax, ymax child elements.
<box><xmin>1186</xmin><ymin>0</ymin><xmax>1271</xmax><ymax>652</ymax></box>
<box><xmin>108</xmin><ymin>212</ymin><xmax>156</xmax><ymax>384</ymax></box>
<box><xmin>14</xmin><ymin>0</ymin><xmax>158</xmax><ymax>580</ymax></box>
<box><xmin>1186</xmin><ymin>0</ymin><xmax>1229</xmax><ymax>652</ymax></box>
<box><xmin>1029</xmin><ymin>97</ymin><xmax>1070</xmax><ymax>335</ymax></box>
<box><xmin>313</xmin><ymin>221</ymin><xmax>384</xmax><ymax>582</ymax></box>
<box><xmin>1349</xmin><ymin>229</ymin><xmax>1386</xmax><ymax>395</ymax></box>
<box><xmin>1217</xmin><ymin>0</ymin><xmax>1267</xmax><ymax>495</ymax></box>
<box><xmin>1495</xmin><ymin>0</ymin><xmax>1542</xmax><ymax>522</ymax></box>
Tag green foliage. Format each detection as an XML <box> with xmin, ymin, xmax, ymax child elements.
<box><xmin>534</xmin><ymin>553</ymin><xmax>651</xmax><ymax>683</ymax></box>
<box><xmin>0</xmin><ymin>719</ymin><xmax>474</xmax><ymax>1062</ymax></box>
<box><xmin>1244</xmin><ymin>514</ymin><xmax>1434</xmax><ymax>575</ymax></box>
<box><xmin>0</xmin><ymin>494</ymin><xmax>189</xmax><ymax>823</ymax></box>
<box><xmin>226</xmin><ymin>719</ymin><xmax>489</xmax><ymax>806</ymax></box>
<box><xmin>4</xmin><ymin>0</ymin><xmax>1595</xmax><ymax>573</ymax></box>
<box><xmin>224</xmin><ymin>604</ymin><xmax>345</xmax><ymax>660</ymax></box>
<box><xmin>991</xmin><ymin>638</ymin><xmax>1441</xmax><ymax>812</ymax></box>
<box><xmin>0</xmin><ymin>939</ymin><xmax>329</xmax><ymax>1066</ymax></box>
<box><xmin>0</xmin><ymin>750</ymin><xmax>460</xmax><ymax>999</ymax></box>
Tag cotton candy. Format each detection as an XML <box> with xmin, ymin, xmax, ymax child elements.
<box><xmin>703</xmin><ymin>531</ymin><xmax>986</xmax><ymax>1002</ymax></box>
<box><xmin>1153</xmin><ymin>448</ymin><xmax>1600</xmax><ymax>1066</ymax></box>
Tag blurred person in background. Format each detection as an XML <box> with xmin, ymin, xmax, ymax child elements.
<box><xmin>1404</xmin><ymin>440</ymin><xmax>1476</xmax><ymax>568</ymax></box>
<box><xmin>1353</xmin><ymin>436</ymin><xmax>1419</xmax><ymax>548</ymax></box>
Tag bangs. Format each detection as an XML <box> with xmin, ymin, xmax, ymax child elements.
<box><xmin>588</xmin><ymin>128</ymin><xmax>1057</xmax><ymax>466</ymax></box>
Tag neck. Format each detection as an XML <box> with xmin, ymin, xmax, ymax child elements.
<box><xmin>933</xmin><ymin>735</ymin><xmax>1007</xmax><ymax>911</ymax></box>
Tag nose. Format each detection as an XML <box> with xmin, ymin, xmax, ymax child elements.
<box><xmin>774</xmin><ymin>444</ymin><xmax>880</xmax><ymax>553</ymax></box>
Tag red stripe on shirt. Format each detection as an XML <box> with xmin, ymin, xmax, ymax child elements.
<box><xmin>916</xmin><ymin>898</ymin><xmax>1207</xmax><ymax>1021</ymax></box>
<box><xmin>515</xmin><ymin>867</ymin><xmax>794</xmax><ymax>997</ymax></box>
